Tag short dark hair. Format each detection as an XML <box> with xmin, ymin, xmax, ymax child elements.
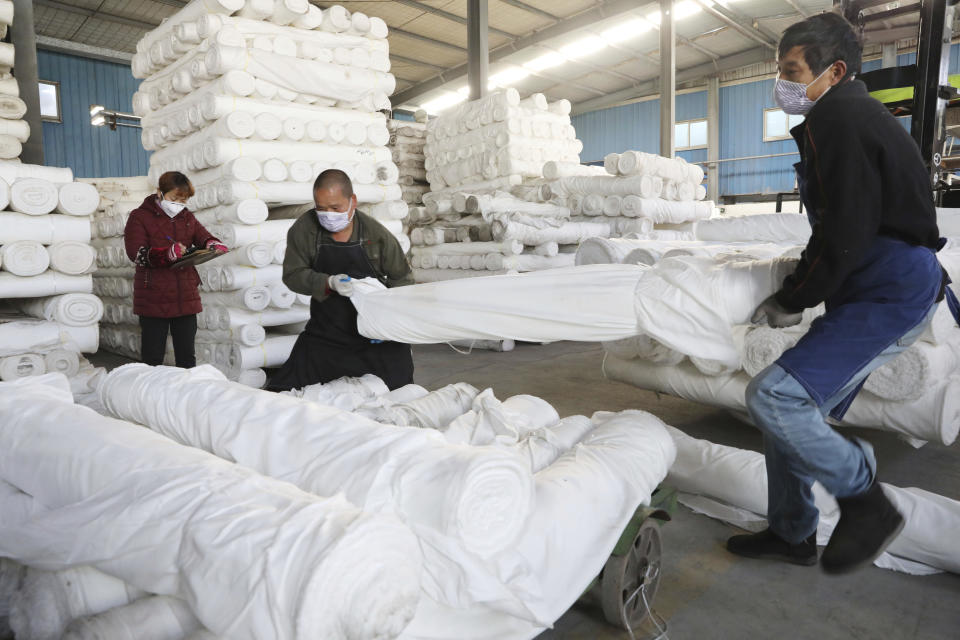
<box><xmin>157</xmin><ymin>171</ymin><xmax>195</xmax><ymax>198</ymax></box>
<box><xmin>313</xmin><ymin>169</ymin><xmax>354</xmax><ymax>198</ymax></box>
<box><xmin>778</xmin><ymin>12</ymin><xmax>861</xmax><ymax>79</ymax></box>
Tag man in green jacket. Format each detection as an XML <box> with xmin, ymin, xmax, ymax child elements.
<box><xmin>267</xmin><ymin>169</ymin><xmax>415</xmax><ymax>391</ymax></box>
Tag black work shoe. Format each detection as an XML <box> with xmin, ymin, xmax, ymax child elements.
<box><xmin>726</xmin><ymin>528</ymin><xmax>817</xmax><ymax>566</ymax></box>
<box><xmin>821</xmin><ymin>481</ymin><xmax>905</xmax><ymax>575</ymax></box>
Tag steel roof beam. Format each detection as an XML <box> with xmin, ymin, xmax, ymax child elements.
<box><xmin>35</xmin><ymin>0</ymin><xmax>160</xmax><ymax>31</ymax></box>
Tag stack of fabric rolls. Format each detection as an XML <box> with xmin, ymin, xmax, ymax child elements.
<box><xmin>0</xmin><ymin>0</ymin><xmax>27</xmax><ymax>161</ymax></box>
<box><xmin>388</xmin><ymin>114</ymin><xmax>429</xmax><ymax>207</ymax></box>
<box><xmin>1</xmin><ymin>367</ymin><xmax>677</xmax><ymax>639</ymax></box>
<box><xmin>132</xmin><ymin>0</ymin><xmax>410</xmax><ymax>253</ymax></box>
<box><xmin>0</xmin><ymin>161</ymin><xmax>102</xmax><ymax>383</ymax></box>
<box><xmin>86</xmin><ymin>175</ymin><xmax>303</xmax><ymax>387</ymax></box>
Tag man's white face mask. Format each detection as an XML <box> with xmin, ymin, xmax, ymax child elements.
<box><xmin>774</xmin><ymin>63</ymin><xmax>836</xmax><ymax>116</ymax></box>
<box><xmin>316</xmin><ymin>204</ymin><xmax>354</xmax><ymax>232</ymax></box>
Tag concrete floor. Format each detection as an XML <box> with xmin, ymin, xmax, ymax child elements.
<box><xmin>89</xmin><ymin>341</ymin><xmax>960</xmax><ymax>639</ymax></box>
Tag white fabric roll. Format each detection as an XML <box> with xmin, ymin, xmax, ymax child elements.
<box><xmin>196</xmin><ymin>324</ymin><xmax>266</xmax><ymax>347</ymax></box>
<box><xmin>0</xmin><ymin>376</ymin><xmax>423</xmax><ymax>640</ymax></box>
<box><xmin>10</xmin><ymin>178</ymin><xmax>59</xmax><ymax>215</ymax></box>
<box><xmin>43</xmin><ymin>349</ymin><xmax>81</xmax><ymax>378</ymax></box>
<box><xmin>211</xmin><ymin>220</ymin><xmax>293</xmax><ymax>246</ymax></box>
<box><xmin>862</xmin><ymin>341</ymin><xmax>958</xmax><ymax>402</ymax></box>
<box><xmin>0</xmin><ymin>117</ymin><xmax>28</xmax><ymax>142</ymax></box>
<box><xmin>0</xmin><ymin>95</ymin><xmax>26</xmax><ymax>119</ymax></box>
<box><xmin>221</xmin><ymin>305</ymin><xmax>310</xmax><ymax>328</ymax></box>
<box><xmin>201</xmin><ymin>285</ymin><xmax>272</xmax><ymax>311</ymax></box>
<box><xmin>61</xmin><ymin>594</ymin><xmax>202</xmax><ymax>640</ymax></box>
<box><xmin>16</xmin><ymin>293</ymin><xmax>104</xmax><ymax>327</ymax></box>
<box><xmin>267</xmin><ymin>282</ymin><xmax>296</xmax><ymax>308</ymax></box>
<box><xmin>217</xmin><ymin>264</ymin><xmax>283</xmax><ymax>289</ymax></box>
<box><xmin>542</xmin><ymin>161</ymin><xmax>606</xmax><ymax>180</ymax></box>
<box><xmin>740</xmin><ymin>325</ymin><xmax>804</xmax><ymax>377</ymax></box>
<box><xmin>0</xmin><ymin>272</ymin><xmax>93</xmax><ymax>298</ymax></box>
<box><xmin>48</xmin><ymin>241</ymin><xmax>97</xmax><ymax>275</ymax></box>
<box><xmin>1</xmin><ymin>240</ymin><xmax>50</xmax><ymax>276</ymax></box>
<box><xmin>0</xmin><ymin>354</ymin><xmax>46</xmax><ymax>381</ymax></box>
<box><xmin>214</xmin><ymin>241</ymin><xmax>274</xmax><ymax>267</ymax></box>
<box><xmin>695</xmin><ymin>213</ymin><xmax>811</xmax><ymax>244</ymax></box>
<box><xmin>261</xmin><ymin>157</ymin><xmax>289</xmax><ymax>182</ymax></box>
<box><xmin>0</xmin><ymin>161</ymin><xmax>73</xmax><ymax>184</ymax></box>
<box><xmin>56</xmin><ymin>183</ymin><xmax>100</xmax><ymax>216</ymax></box>
<box><xmin>602</xmin><ymin>334</ymin><xmax>685</xmax><ymax>365</ymax></box>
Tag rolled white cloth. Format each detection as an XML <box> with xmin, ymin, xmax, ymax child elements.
<box><xmin>213</xmin><ymin>241</ymin><xmax>274</xmax><ymax>268</ymax></box>
<box><xmin>196</xmin><ymin>325</ymin><xmax>266</xmax><ymax>347</ymax></box>
<box><xmin>218</xmin><ymin>264</ymin><xmax>283</xmax><ymax>289</ymax></box>
<box><xmin>201</xmin><ymin>286</ymin><xmax>272</xmax><ymax>311</ymax></box>
<box><xmin>629</xmin><ymin>198</ymin><xmax>713</xmax><ymax>224</ymax></box>
<box><xmin>228</xmin><ymin>335</ymin><xmax>298</xmax><ymax>369</ymax></box>
<box><xmin>352</xmin><ymin>265</ymin><xmax>646</xmax><ymax>344</ymax></box>
<box><xmin>266</xmin><ymin>282</ymin><xmax>296</xmax><ymax>308</ymax></box>
<box><xmin>695</xmin><ymin>213</ymin><xmax>811</xmax><ymax>244</ymax></box>
<box><xmin>56</xmin><ymin>183</ymin><xmax>100</xmax><ymax>216</ymax></box>
<box><xmin>366</xmin><ymin>383</ymin><xmax>480</xmax><ymax>429</ymax></box>
<box><xmin>740</xmin><ymin>325</ymin><xmax>805</xmax><ymax>377</ymax></box>
<box><xmin>575</xmin><ymin>237</ymin><xmax>660</xmax><ymax>266</ymax></box>
<box><xmin>541</xmin><ymin>161</ymin><xmax>606</xmax><ymax>180</ymax></box>
<box><xmin>294</xmin><ymin>374</ymin><xmax>391</xmax><ymax>411</ymax></box>
<box><xmin>48</xmin><ymin>241</ymin><xmax>97</xmax><ymax>275</ymax></box>
<box><xmin>1</xmin><ymin>240</ymin><xmax>50</xmax><ymax>276</ymax></box>
<box><xmin>61</xmin><ymin>594</ymin><xmax>202</xmax><ymax>640</ymax></box>
<box><xmin>840</xmin><ymin>377</ymin><xmax>960</xmax><ymax>446</ymax></box>
<box><xmin>690</xmin><ymin>356</ymin><xmax>739</xmax><ymax>377</ymax></box>
<box><xmin>0</xmin><ymin>375</ymin><xmax>423</xmax><ymax>640</ymax></box>
<box><xmin>10</xmin><ymin>567</ymin><xmax>148</xmax><ymax>640</ymax></box>
<box><xmin>0</xmin><ymin>354</ymin><xmax>46</xmax><ymax>381</ymax></box>
<box><xmin>602</xmin><ymin>334</ymin><xmax>685</xmax><ymax>365</ymax></box>
<box><xmin>16</xmin><ymin>293</ymin><xmax>104</xmax><ymax>326</ymax></box>
<box><xmin>98</xmin><ymin>364</ymin><xmax>535</xmax><ymax>564</ymax></box>
<box><xmin>862</xmin><ymin>341</ymin><xmax>959</xmax><ymax>402</ymax></box>
<box><xmin>44</xmin><ymin>349</ymin><xmax>81</xmax><ymax>377</ymax></box>
<box><xmin>0</xmin><ymin>212</ymin><xmax>91</xmax><ymax>244</ymax></box>
<box><xmin>10</xmin><ymin>178</ymin><xmax>59</xmax><ymax>215</ymax></box>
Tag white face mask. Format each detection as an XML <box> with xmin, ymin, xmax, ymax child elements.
<box><xmin>774</xmin><ymin>63</ymin><xmax>835</xmax><ymax>116</ymax></box>
<box><xmin>316</xmin><ymin>204</ymin><xmax>354</xmax><ymax>232</ymax></box>
<box><xmin>159</xmin><ymin>197</ymin><xmax>186</xmax><ymax>218</ymax></box>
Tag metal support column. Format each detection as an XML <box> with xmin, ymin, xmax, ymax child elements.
<box><xmin>881</xmin><ymin>43</ymin><xmax>898</xmax><ymax>68</ymax></box>
<box><xmin>707</xmin><ymin>75</ymin><xmax>720</xmax><ymax>203</ymax></box>
<box><xmin>11</xmin><ymin>0</ymin><xmax>43</xmax><ymax>164</ymax></box>
<box><xmin>911</xmin><ymin>0</ymin><xmax>954</xmax><ymax>187</ymax></box>
<box><xmin>467</xmin><ymin>0</ymin><xmax>489</xmax><ymax>101</ymax></box>
<box><xmin>659</xmin><ymin>0</ymin><xmax>675</xmax><ymax>157</ymax></box>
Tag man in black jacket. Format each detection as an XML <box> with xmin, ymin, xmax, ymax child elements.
<box><xmin>726</xmin><ymin>13</ymin><xmax>958</xmax><ymax>573</ymax></box>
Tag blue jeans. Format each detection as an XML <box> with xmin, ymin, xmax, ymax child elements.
<box><xmin>744</xmin><ymin>306</ymin><xmax>936</xmax><ymax>544</ymax></box>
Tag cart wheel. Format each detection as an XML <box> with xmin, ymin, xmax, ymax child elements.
<box><xmin>599</xmin><ymin>519</ymin><xmax>662</xmax><ymax>630</ymax></box>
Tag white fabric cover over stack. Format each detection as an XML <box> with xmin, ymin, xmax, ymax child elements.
<box><xmin>0</xmin><ymin>374</ymin><xmax>423</xmax><ymax>640</ymax></box>
<box><xmin>0</xmin><ymin>163</ymin><xmax>99</xmax><ymax>383</ymax></box>
<box><xmin>133</xmin><ymin>1</ymin><xmax>410</xmax><ymax>252</ymax></box>
<box><xmin>0</xmin><ymin>5</ymin><xmax>27</xmax><ymax>162</ymax></box>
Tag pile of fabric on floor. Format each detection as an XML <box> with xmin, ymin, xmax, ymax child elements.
<box><xmin>388</xmin><ymin>114</ymin><xmax>429</xmax><ymax>208</ymax></box>
<box><xmin>0</xmin><ymin>161</ymin><xmax>102</xmax><ymax>389</ymax></box>
<box><xmin>0</xmin><ymin>1</ymin><xmax>26</xmax><ymax>162</ymax></box>
<box><xmin>0</xmin><ymin>366</ymin><xmax>677</xmax><ymax>639</ymax></box>
<box><xmin>662</xmin><ymin>426</ymin><xmax>960</xmax><ymax>576</ymax></box>
<box><xmin>131</xmin><ymin>0</ymin><xmax>410</xmax><ymax>255</ymax></box>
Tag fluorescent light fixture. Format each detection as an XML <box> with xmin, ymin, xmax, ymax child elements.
<box><xmin>559</xmin><ymin>35</ymin><xmax>606</xmax><ymax>59</ymax></box>
<box><xmin>421</xmin><ymin>92</ymin><xmax>467</xmax><ymax>114</ymax></box>
<box><xmin>91</xmin><ymin>114</ymin><xmax>106</xmax><ymax>127</ymax></box>
<box><xmin>601</xmin><ymin>18</ymin><xmax>653</xmax><ymax>43</ymax></box>
<box><xmin>89</xmin><ymin>104</ymin><xmax>104</xmax><ymax>117</ymax></box>
<box><xmin>524</xmin><ymin>51</ymin><xmax>566</xmax><ymax>71</ymax></box>
<box><xmin>488</xmin><ymin>67</ymin><xmax>531</xmax><ymax>89</ymax></box>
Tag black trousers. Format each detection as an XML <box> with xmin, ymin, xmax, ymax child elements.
<box><xmin>139</xmin><ymin>314</ymin><xmax>197</xmax><ymax>368</ymax></box>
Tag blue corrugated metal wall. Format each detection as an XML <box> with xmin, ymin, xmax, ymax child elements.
<box><xmin>37</xmin><ymin>50</ymin><xmax>150</xmax><ymax>178</ymax></box>
<box><xmin>573</xmin><ymin>44</ymin><xmax>960</xmax><ymax>197</ymax></box>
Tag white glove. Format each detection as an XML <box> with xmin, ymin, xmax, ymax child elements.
<box><xmin>327</xmin><ymin>274</ymin><xmax>354</xmax><ymax>297</ymax></box>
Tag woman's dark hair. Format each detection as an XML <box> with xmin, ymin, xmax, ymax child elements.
<box><xmin>778</xmin><ymin>12</ymin><xmax>862</xmax><ymax>79</ymax></box>
<box><xmin>157</xmin><ymin>171</ymin><xmax>195</xmax><ymax>199</ymax></box>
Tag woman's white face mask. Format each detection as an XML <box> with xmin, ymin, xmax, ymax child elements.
<box><xmin>158</xmin><ymin>193</ymin><xmax>187</xmax><ymax>218</ymax></box>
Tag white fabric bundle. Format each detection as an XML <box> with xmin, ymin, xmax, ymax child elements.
<box><xmin>10</xmin><ymin>178</ymin><xmax>59</xmax><ymax>215</ymax></box>
<box><xmin>0</xmin><ymin>161</ymin><xmax>73</xmax><ymax>185</ymax></box>
<box><xmin>739</xmin><ymin>324</ymin><xmax>805</xmax><ymax>376</ymax></box>
<box><xmin>10</xmin><ymin>567</ymin><xmax>148</xmax><ymax>640</ymax></box>
<box><xmin>56</xmin><ymin>183</ymin><xmax>101</xmax><ymax>216</ymax></box>
<box><xmin>295</xmin><ymin>373</ymin><xmax>391</xmax><ymax>411</ymax></box>
<box><xmin>210</xmin><ymin>220</ymin><xmax>293</xmax><ymax>246</ymax></box>
<box><xmin>694</xmin><ymin>213</ymin><xmax>811</xmax><ymax>244</ymax></box>
<box><xmin>353</xmin><ymin>265</ymin><xmax>645</xmax><ymax>344</ymax></box>
<box><xmin>228</xmin><ymin>334</ymin><xmax>297</xmax><ymax>369</ymax></box>
<box><xmin>0</xmin><ymin>354</ymin><xmax>46</xmax><ymax>381</ymax></box>
<box><xmin>61</xmin><ymin>595</ymin><xmax>202</xmax><ymax>640</ymax></box>
<box><xmin>219</xmin><ymin>305</ymin><xmax>309</xmax><ymax>328</ymax></box>
<box><xmin>44</xmin><ymin>349</ymin><xmax>81</xmax><ymax>377</ymax></box>
<box><xmin>48</xmin><ymin>241</ymin><xmax>97</xmax><ymax>275</ymax></box>
<box><xmin>213</xmin><ymin>241</ymin><xmax>274</xmax><ymax>267</ymax></box>
<box><xmin>627</xmin><ymin>197</ymin><xmax>713</xmax><ymax>224</ymax></box>
<box><xmin>0</xmin><ymin>272</ymin><xmax>93</xmax><ymax>298</ymax></box>
<box><xmin>217</xmin><ymin>264</ymin><xmax>283</xmax><ymax>289</ymax></box>
<box><xmin>98</xmin><ymin>365</ymin><xmax>534</xmax><ymax>565</ymax></box>
<box><xmin>196</xmin><ymin>324</ymin><xmax>266</xmax><ymax>347</ymax></box>
<box><xmin>862</xmin><ymin>341</ymin><xmax>959</xmax><ymax>402</ymax></box>
<box><xmin>0</xmin><ymin>321</ymin><xmax>97</xmax><ymax>356</ymax></box>
<box><xmin>574</xmin><ymin>237</ymin><xmax>668</xmax><ymax>265</ymax></box>
<box><xmin>16</xmin><ymin>293</ymin><xmax>104</xmax><ymax>327</ymax></box>
<box><xmin>201</xmin><ymin>285</ymin><xmax>271</xmax><ymax>311</ymax></box>
<box><xmin>0</xmin><ymin>212</ymin><xmax>91</xmax><ymax>244</ymax></box>
<box><xmin>366</xmin><ymin>383</ymin><xmax>480</xmax><ymax>429</ymax></box>
<box><xmin>0</xmin><ymin>375</ymin><xmax>423</xmax><ymax>640</ymax></box>
<box><xmin>1</xmin><ymin>240</ymin><xmax>50</xmax><ymax>276</ymax></box>
<box><xmin>0</xmin><ymin>95</ymin><xmax>27</xmax><ymax>119</ymax></box>
<box><xmin>194</xmin><ymin>200</ymin><xmax>269</xmax><ymax>225</ymax></box>
<box><xmin>542</xmin><ymin>161</ymin><xmax>606</xmax><ymax>180</ymax></box>
<box><xmin>602</xmin><ymin>334</ymin><xmax>685</xmax><ymax>365</ymax></box>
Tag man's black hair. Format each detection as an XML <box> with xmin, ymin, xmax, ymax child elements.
<box><xmin>778</xmin><ymin>12</ymin><xmax>862</xmax><ymax>79</ymax></box>
<box><xmin>313</xmin><ymin>169</ymin><xmax>354</xmax><ymax>198</ymax></box>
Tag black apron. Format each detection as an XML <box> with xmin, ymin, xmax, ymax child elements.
<box><xmin>267</xmin><ymin>217</ymin><xmax>414</xmax><ymax>391</ymax></box>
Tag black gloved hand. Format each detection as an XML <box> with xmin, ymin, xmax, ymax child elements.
<box><xmin>751</xmin><ymin>294</ymin><xmax>803</xmax><ymax>328</ymax></box>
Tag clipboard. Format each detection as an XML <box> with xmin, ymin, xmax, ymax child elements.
<box><xmin>170</xmin><ymin>248</ymin><xmax>229</xmax><ymax>268</ymax></box>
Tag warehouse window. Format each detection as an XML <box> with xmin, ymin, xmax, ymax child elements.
<box><xmin>763</xmin><ymin>108</ymin><xmax>804</xmax><ymax>141</ymax></box>
<box><xmin>39</xmin><ymin>81</ymin><xmax>61</xmax><ymax>123</ymax></box>
<box><xmin>675</xmin><ymin>118</ymin><xmax>708</xmax><ymax>150</ymax></box>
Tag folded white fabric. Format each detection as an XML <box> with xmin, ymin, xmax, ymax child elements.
<box><xmin>694</xmin><ymin>213</ymin><xmax>811</xmax><ymax>244</ymax></box>
<box><xmin>353</xmin><ymin>265</ymin><xmax>646</xmax><ymax>344</ymax></box>
<box><xmin>98</xmin><ymin>364</ymin><xmax>534</xmax><ymax>563</ymax></box>
<box><xmin>61</xmin><ymin>595</ymin><xmax>202</xmax><ymax>640</ymax></box>
<box><xmin>1</xmin><ymin>240</ymin><xmax>50</xmax><ymax>276</ymax></box>
<box><xmin>0</xmin><ymin>375</ymin><xmax>423</xmax><ymax>640</ymax></box>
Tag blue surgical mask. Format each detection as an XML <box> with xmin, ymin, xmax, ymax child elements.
<box><xmin>774</xmin><ymin>64</ymin><xmax>835</xmax><ymax>116</ymax></box>
<box><xmin>316</xmin><ymin>205</ymin><xmax>354</xmax><ymax>232</ymax></box>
